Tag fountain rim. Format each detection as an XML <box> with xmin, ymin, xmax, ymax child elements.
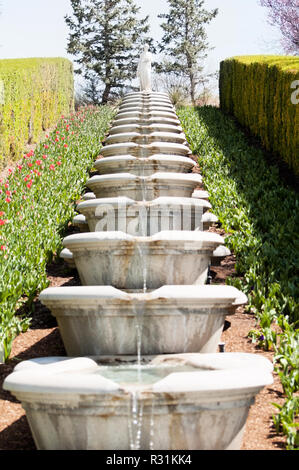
<box><xmin>3</xmin><ymin>353</ymin><xmax>273</xmax><ymax>398</ymax></box>
<box><xmin>87</xmin><ymin>172</ymin><xmax>202</xmax><ymax>184</ymax></box>
<box><xmin>77</xmin><ymin>195</ymin><xmax>212</xmax><ymax>212</ymax></box>
<box><xmin>39</xmin><ymin>284</ymin><xmax>247</xmax><ymax>305</ymax></box>
<box><xmin>112</xmin><ymin>118</ymin><xmax>181</xmax><ymax>126</ymax></box>
<box><xmin>108</xmin><ymin>124</ymin><xmax>184</xmax><ymax>134</ymax></box>
<box><xmin>62</xmin><ymin>230</ymin><xmax>224</xmax><ymax>250</ymax></box>
<box><xmin>105</xmin><ymin>131</ymin><xmax>186</xmax><ymax>141</ymax></box>
<box><xmin>94</xmin><ymin>154</ymin><xmax>196</xmax><ymax>165</ymax></box>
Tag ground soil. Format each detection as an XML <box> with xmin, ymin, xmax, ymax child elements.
<box><xmin>0</xmin><ymin>155</ymin><xmax>289</xmax><ymax>452</ymax></box>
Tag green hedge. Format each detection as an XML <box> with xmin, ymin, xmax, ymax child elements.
<box><xmin>0</xmin><ymin>58</ymin><xmax>74</xmax><ymax>168</ymax></box>
<box><xmin>219</xmin><ymin>55</ymin><xmax>299</xmax><ymax>177</ymax></box>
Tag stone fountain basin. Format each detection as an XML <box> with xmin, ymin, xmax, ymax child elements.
<box><xmin>120</xmin><ymin>102</ymin><xmax>174</xmax><ymax>110</ymax></box>
<box><xmin>113</xmin><ymin>116</ymin><xmax>180</xmax><ymax>126</ymax></box>
<box><xmin>115</xmin><ymin>110</ymin><xmax>177</xmax><ymax>120</ymax></box>
<box><xmin>108</xmin><ymin>123</ymin><xmax>183</xmax><ymax>135</ymax></box>
<box><xmin>39</xmin><ymin>285</ymin><xmax>247</xmax><ymax>356</ymax></box>
<box><xmin>125</xmin><ymin>91</ymin><xmax>169</xmax><ymax>98</ymax></box>
<box><xmin>62</xmin><ymin>230</ymin><xmax>224</xmax><ymax>288</ymax></box>
<box><xmin>61</xmin><ymin>243</ymin><xmax>227</xmax><ymax>270</ymax></box>
<box><xmin>101</xmin><ymin>142</ymin><xmax>191</xmax><ymax>158</ymax></box>
<box><xmin>119</xmin><ymin>100</ymin><xmax>175</xmax><ymax>111</ymax></box>
<box><xmin>118</xmin><ymin>103</ymin><xmax>175</xmax><ymax>110</ymax></box>
<box><xmin>122</xmin><ymin>93</ymin><xmax>171</xmax><ymax>101</ymax></box>
<box><xmin>3</xmin><ymin>353</ymin><xmax>273</xmax><ymax>450</ymax></box>
<box><xmin>86</xmin><ymin>172</ymin><xmax>202</xmax><ymax>200</ymax></box>
<box><xmin>94</xmin><ymin>155</ymin><xmax>196</xmax><ymax>175</ymax></box>
<box><xmin>77</xmin><ymin>196</ymin><xmax>211</xmax><ymax>234</ymax></box>
<box><xmin>105</xmin><ymin>131</ymin><xmax>186</xmax><ymax>145</ymax></box>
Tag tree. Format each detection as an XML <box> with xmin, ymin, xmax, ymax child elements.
<box><xmin>65</xmin><ymin>0</ymin><xmax>152</xmax><ymax>104</ymax></box>
<box><xmin>260</xmin><ymin>0</ymin><xmax>299</xmax><ymax>55</ymax></box>
<box><xmin>157</xmin><ymin>0</ymin><xmax>218</xmax><ymax>105</ymax></box>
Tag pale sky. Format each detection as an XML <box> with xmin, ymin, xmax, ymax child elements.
<box><xmin>0</xmin><ymin>0</ymin><xmax>284</xmax><ymax>93</ymax></box>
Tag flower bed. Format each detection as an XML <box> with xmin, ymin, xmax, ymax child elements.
<box><xmin>0</xmin><ymin>105</ymin><xmax>115</xmax><ymax>360</ymax></box>
<box><xmin>178</xmin><ymin>105</ymin><xmax>299</xmax><ymax>450</ymax></box>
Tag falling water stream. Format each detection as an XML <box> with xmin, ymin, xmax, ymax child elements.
<box><xmin>129</xmin><ymin>138</ymin><xmax>151</xmax><ymax>450</ymax></box>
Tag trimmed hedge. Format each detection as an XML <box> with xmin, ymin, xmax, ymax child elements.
<box><xmin>0</xmin><ymin>58</ymin><xmax>74</xmax><ymax>168</ymax></box>
<box><xmin>219</xmin><ymin>55</ymin><xmax>299</xmax><ymax>178</ymax></box>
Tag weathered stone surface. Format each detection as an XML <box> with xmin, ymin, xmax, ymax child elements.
<box><xmin>94</xmin><ymin>155</ymin><xmax>196</xmax><ymax>175</ymax></box>
<box><xmin>77</xmin><ymin>196</ymin><xmax>211</xmax><ymax>235</ymax></box>
<box><xmin>62</xmin><ymin>231</ymin><xmax>224</xmax><ymax>289</ymax></box>
<box><xmin>105</xmin><ymin>131</ymin><xmax>186</xmax><ymax>146</ymax></box>
<box><xmin>3</xmin><ymin>353</ymin><xmax>273</xmax><ymax>450</ymax></box>
<box><xmin>108</xmin><ymin>123</ymin><xmax>183</xmax><ymax>135</ymax></box>
<box><xmin>101</xmin><ymin>142</ymin><xmax>191</xmax><ymax>158</ymax></box>
<box><xmin>87</xmin><ymin>173</ymin><xmax>202</xmax><ymax>200</ymax></box>
<box><xmin>39</xmin><ymin>285</ymin><xmax>247</xmax><ymax>356</ymax></box>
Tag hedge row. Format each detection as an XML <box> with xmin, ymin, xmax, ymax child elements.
<box><xmin>219</xmin><ymin>55</ymin><xmax>299</xmax><ymax>178</ymax></box>
<box><xmin>0</xmin><ymin>58</ymin><xmax>74</xmax><ymax>169</ymax></box>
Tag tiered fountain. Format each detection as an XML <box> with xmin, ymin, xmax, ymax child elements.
<box><xmin>4</xmin><ymin>46</ymin><xmax>273</xmax><ymax>451</ymax></box>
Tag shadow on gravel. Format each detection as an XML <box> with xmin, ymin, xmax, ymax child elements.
<box><xmin>0</xmin><ymin>415</ymin><xmax>36</xmax><ymax>451</ymax></box>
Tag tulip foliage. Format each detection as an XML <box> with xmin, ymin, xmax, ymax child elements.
<box><xmin>178</xmin><ymin>105</ymin><xmax>299</xmax><ymax>450</ymax></box>
<box><xmin>0</xmin><ymin>105</ymin><xmax>115</xmax><ymax>360</ymax></box>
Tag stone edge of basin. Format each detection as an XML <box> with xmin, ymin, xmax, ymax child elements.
<box><xmin>39</xmin><ymin>284</ymin><xmax>247</xmax><ymax>308</ymax></box>
<box><xmin>87</xmin><ymin>172</ymin><xmax>203</xmax><ymax>185</ymax></box>
<box><xmin>94</xmin><ymin>154</ymin><xmax>196</xmax><ymax>167</ymax></box>
<box><xmin>62</xmin><ymin>230</ymin><xmax>224</xmax><ymax>250</ymax></box>
<box><xmin>3</xmin><ymin>353</ymin><xmax>273</xmax><ymax>397</ymax></box>
<box><xmin>77</xmin><ymin>196</ymin><xmax>212</xmax><ymax>212</ymax></box>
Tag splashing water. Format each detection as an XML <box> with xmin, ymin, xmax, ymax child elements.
<box><xmin>128</xmin><ymin>390</ymin><xmax>144</xmax><ymax>450</ymax></box>
<box><xmin>149</xmin><ymin>398</ymin><xmax>155</xmax><ymax>450</ymax></box>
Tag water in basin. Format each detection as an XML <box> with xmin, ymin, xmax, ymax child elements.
<box><xmin>95</xmin><ymin>364</ymin><xmax>198</xmax><ymax>387</ymax></box>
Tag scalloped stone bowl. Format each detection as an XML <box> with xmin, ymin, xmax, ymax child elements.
<box><xmin>117</xmin><ymin>99</ymin><xmax>172</xmax><ymax>107</ymax></box>
<box><xmin>119</xmin><ymin>101</ymin><xmax>174</xmax><ymax>110</ymax></box>
<box><xmin>3</xmin><ymin>353</ymin><xmax>273</xmax><ymax>450</ymax></box>
<box><xmin>39</xmin><ymin>285</ymin><xmax>247</xmax><ymax>356</ymax></box>
<box><xmin>105</xmin><ymin>132</ymin><xmax>186</xmax><ymax>145</ymax></box>
<box><xmin>76</xmin><ymin>196</ymin><xmax>211</xmax><ymax>235</ymax></box>
<box><xmin>121</xmin><ymin>95</ymin><xmax>171</xmax><ymax>103</ymax></box>
<box><xmin>115</xmin><ymin>110</ymin><xmax>178</xmax><ymax>122</ymax></box>
<box><xmin>94</xmin><ymin>155</ymin><xmax>196</xmax><ymax>175</ymax></box>
<box><xmin>113</xmin><ymin>116</ymin><xmax>181</xmax><ymax>127</ymax></box>
<box><xmin>62</xmin><ymin>231</ymin><xmax>224</xmax><ymax>289</ymax></box>
<box><xmin>86</xmin><ymin>173</ymin><xmax>202</xmax><ymax>200</ymax></box>
<box><xmin>101</xmin><ymin>142</ymin><xmax>191</xmax><ymax>158</ymax></box>
<box><xmin>125</xmin><ymin>91</ymin><xmax>169</xmax><ymax>98</ymax></box>
<box><xmin>108</xmin><ymin>123</ymin><xmax>183</xmax><ymax>135</ymax></box>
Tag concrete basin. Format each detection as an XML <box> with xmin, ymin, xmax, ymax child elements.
<box><xmin>62</xmin><ymin>231</ymin><xmax>224</xmax><ymax>289</ymax></box>
<box><xmin>3</xmin><ymin>353</ymin><xmax>273</xmax><ymax>450</ymax></box>
<box><xmin>39</xmin><ymin>285</ymin><xmax>247</xmax><ymax>356</ymax></box>
<box><xmin>86</xmin><ymin>173</ymin><xmax>202</xmax><ymax>200</ymax></box>
<box><xmin>76</xmin><ymin>196</ymin><xmax>211</xmax><ymax>234</ymax></box>
<box><xmin>94</xmin><ymin>155</ymin><xmax>196</xmax><ymax>175</ymax></box>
